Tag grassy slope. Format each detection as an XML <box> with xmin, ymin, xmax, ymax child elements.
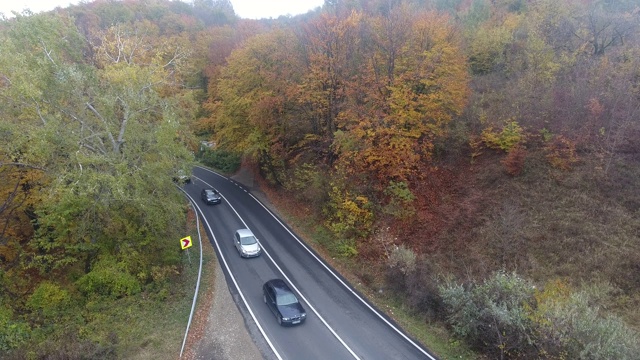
<box><xmin>449</xmin><ymin>151</ymin><xmax>640</xmax><ymax>327</ymax></box>
<box><xmin>90</xmin><ymin>208</ymin><xmax>215</xmax><ymax>360</ymax></box>
<box><xmin>118</xmin><ymin>149</ymin><xmax>638</xmax><ymax>360</ymax></box>
<box><xmin>255</xmin><ymin>148</ymin><xmax>640</xmax><ymax>358</ymax></box>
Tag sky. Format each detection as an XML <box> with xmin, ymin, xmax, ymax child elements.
<box><xmin>0</xmin><ymin>0</ymin><xmax>325</xmax><ymax>19</ymax></box>
<box><xmin>0</xmin><ymin>0</ymin><xmax>75</xmax><ymax>17</ymax></box>
<box><xmin>232</xmin><ymin>0</ymin><xmax>324</xmax><ymax>19</ymax></box>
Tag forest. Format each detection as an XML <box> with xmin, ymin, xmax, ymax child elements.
<box><xmin>1</xmin><ymin>0</ymin><xmax>640</xmax><ymax>358</ymax></box>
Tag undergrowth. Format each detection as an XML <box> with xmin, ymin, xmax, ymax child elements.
<box><xmin>254</xmin><ymin>147</ymin><xmax>640</xmax><ymax>358</ymax></box>
<box><xmin>3</xmin><ymin>208</ymin><xmax>210</xmax><ymax>360</ymax></box>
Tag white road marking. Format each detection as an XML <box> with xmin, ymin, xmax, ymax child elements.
<box><xmin>197</xmin><ymin>167</ymin><xmax>436</xmax><ymax>359</ymax></box>
<box><xmin>195</xmin><ymin>174</ymin><xmax>360</xmax><ymax>359</ymax></box>
<box><xmin>183</xmin><ymin>186</ymin><xmax>284</xmax><ymax>360</ymax></box>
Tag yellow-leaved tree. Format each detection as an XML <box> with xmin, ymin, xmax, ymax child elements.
<box><xmin>334</xmin><ymin>11</ymin><xmax>470</xmax><ymax>191</ymax></box>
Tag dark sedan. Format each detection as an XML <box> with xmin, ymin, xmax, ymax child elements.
<box><xmin>201</xmin><ymin>188</ymin><xmax>222</xmax><ymax>205</ymax></box>
<box><xmin>263</xmin><ymin>279</ymin><xmax>307</xmax><ymax>326</ymax></box>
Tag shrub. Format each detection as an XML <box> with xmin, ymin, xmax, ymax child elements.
<box><xmin>387</xmin><ymin>244</ymin><xmax>417</xmax><ymax>276</ymax></box>
<box><xmin>481</xmin><ymin>120</ymin><xmax>525</xmax><ymax>152</ymax></box>
<box><xmin>198</xmin><ymin>148</ymin><xmax>241</xmax><ymax>173</ymax></box>
<box><xmin>439</xmin><ymin>271</ymin><xmax>537</xmax><ymax>358</ymax></box>
<box><xmin>382</xmin><ymin>181</ymin><xmax>416</xmax><ymax>220</ymax></box>
<box><xmin>150</xmin><ymin>265</ymin><xmax>178</xmax><ymax>283</ymax></box>
<box><xmin>501</xmin><ymin>145</ymin><xmax>527</xmax><ymax>176</ymax></box>
<box><xmin>335</xmin><ymin>239</ymin><xmax>358</xmax><ymax>258</ymax></box>
<box><xmin>384</xmin><ymin>244</ymin><xmax>416</xmax><ymax>293</ymax></box>
<box><xmin>385</xmin><ymin>254</ymin><xmax>445</xmax><ymax>321</ymax></box>
<box><xmin>531</xmin><ymin>281</ymin><xmax>640</xmax><ymax>360</ymax></box>
<box><xmin>404</xmin><ymin>259</ymin><xmax>445</xmax><ymax>321</ymax></box>
<box><xmin>440</xmin><ymin>274</ymin><xmax>640</xmax><ymax>359</ymax></box>
<box><xmin>27</xmin><ymin>282</ymin><xmax>72</xmax><ymax>319</ymax></box>
<box><xmin>76</xmin><ymin>257</ymin><xmax>141</xmax><ymax>299</ymax></box>
<box><xmin>324</xmin><ymin>186</ymin><xmax>374</xmax><ymax>242</ymax></box>
<box><xmin>0</xmin><ymin>307</ymin><xmax>30</xmax><ymax>352</ymax></box>
<box><xmin>545</xmin><ymin>135</ymin><xmax>578</xmax><ymax>170</ymax></box>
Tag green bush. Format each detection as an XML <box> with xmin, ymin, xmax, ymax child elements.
<box><xmin>76</xmin><ymin>257</ymin><xmax>141</xmax><ymax>299</ymax></box>
<box><xmin>0</xmin><ymin>306</ymin><xmax>31</xmax><ymax>352</ymax></box>
<box><xmin>533</xmin><ymin>284</ymin><xmax>640</xmax><ymax>360</ymax></box>
<box><xmin>27</xmin><ymin>282</ymin><xmax>72</xmax><ymax>319</ymax></box>
<box><xmin>324</xmin><ymin>186</ymin><xmax>374</xmax><ymax>243</ymax></box>
<box><xmin>198</xmin><ymin>148</ymin><xmax>241</xmax><ymax>173</ymax></box>
<box><xmin>481</xmin><ymin>120</ymin><xmax>525</xmax><ymax>152</ymax></box>
<box><xmin>440</xmin><ymin>273</ymin><xmax>640</xmax><ymax>359</ymax></box>
<box><xmin>383</xmin><ymin>181</ymin><xmax>416</xmax><ymax>220</ymax></box>
<box><xmin>439</xmin><ymin>271</ymin><xmax>537</xmax><ymax>358</ymax></box>
<box><xmin>388</xmin><ymin>245</ymin><xmax>417</xmax><ymax>276</ymax></box>
<box><xmin>335</xmin><ymin>239</ymin><xmax>358</xmax><ymax>258</ymax></box>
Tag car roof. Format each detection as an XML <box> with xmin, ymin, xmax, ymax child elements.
<box><xmin>235</xmin><ymin>228</ymin><xmax>254</xmax><ymax>237</ymax></box>
<box><xmin>266</xmin><ymin>279</ymin><xmax>292</xmax><ymax>294</ymax></box>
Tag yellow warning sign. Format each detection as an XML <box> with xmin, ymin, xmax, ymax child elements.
<box><xmin>180</xmin><ymin>236</ymin><xmax>193</xmax><ymax>250</ymax></box>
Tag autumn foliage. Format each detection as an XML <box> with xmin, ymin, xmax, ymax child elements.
<box><xmin>3</xmin><ymin>0</ymin><xmax>640</xmax><ymax>358</ymax></box>
<box><xmin>207</xmin><ymin>7</ymin><xmax>470</xmax><ymax>229</ymax></box>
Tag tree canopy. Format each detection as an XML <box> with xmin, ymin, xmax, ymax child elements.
<box><xmin>2</xmin><ymin>0</ymin><xmax>640</xmax><ymax>357</ymax></box>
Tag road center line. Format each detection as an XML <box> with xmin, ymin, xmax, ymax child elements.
<box><xmin>198</xmin><ymin>166</ymin><xmax>436</xmax><ymax>360</ymax></box>
<box><xmin>198</xmin><ymin>174</ymin><xmax>361</xmax><ymax>360</ymax></box>
<box><xmin>183</xmin><ymin>186</ymin><xmax>283</xmax><ymax>360</ymax></box>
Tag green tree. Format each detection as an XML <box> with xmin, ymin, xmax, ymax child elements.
<box><xmin>212</xmin><ymin>29</ymin><xmax>308</xmax><ymax>184</ymax></box>
<box><xmin>467</xmin><ymin>13</ymin><xmax>520</xmax><ymax>74</ymax></box>
<box><xmin>0</xmin><ymin>12</ymin><xmax>195</xmax><ymax>282</ymax></box>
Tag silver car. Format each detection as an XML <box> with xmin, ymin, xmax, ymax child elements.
<box><xmin>234</xmin><ymin>229</ymin><xmax>261</xmax><ymax>258</ymax></box>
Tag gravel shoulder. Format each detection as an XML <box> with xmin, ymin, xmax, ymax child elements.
<box><xmin>186</xmin><ymin>259</ymin><xmax>264</xmax><ymax>360</ymax></box>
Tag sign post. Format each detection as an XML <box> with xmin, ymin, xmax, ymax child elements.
<box><xmin>180</xmin><ymin>236</ymin><xmax>193</xmax><ymax>264</ymax></box>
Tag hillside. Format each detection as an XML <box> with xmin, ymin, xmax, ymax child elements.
<box><xmin>1</xmin><ymin>0</ymin><xmax>639</xmax><ymax>358</ymax></box>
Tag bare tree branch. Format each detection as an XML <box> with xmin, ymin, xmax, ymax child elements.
<box><xmin>0</xmin><ymin>162</ymin><xmax>47</xmax><ymax>171</ymax></box>
<box><xmin>32</xmin><ymin>98</ymin><xmax>47</xmax><ymax>125</ymax></box>
<box><xmin>40</xmin><ymin>39</ymin><xmax>57</xmax><ymax>65</ymax></box>
<box><xmin>86</xmin><ymin>102</ymin><xmax>118</xmax><ymax>153</ymax></box>
<box><xmin>116</xmin><ymin>97</ymin><xmax>128</xmax><ymax>152</ymax></box>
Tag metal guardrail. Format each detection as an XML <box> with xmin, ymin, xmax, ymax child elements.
<box><xmin>179</xmin><ymin>194</ymin><xmax>204</xmax><ymax>358</ymax></box>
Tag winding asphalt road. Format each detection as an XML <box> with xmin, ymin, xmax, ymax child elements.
<box><xmin>183</xmin><ymin>166</ymin><xmax>437</xmax><ymax>360</ymax></box>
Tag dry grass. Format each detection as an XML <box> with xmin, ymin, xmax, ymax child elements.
<box><xmin>245</xmin><ymin>148</ymin><xmax>640</xmax><ymax>356</ymax></box>
<box><xmin>438</xmin><ymin>150</ymin><xmax>640</xmax><ymax>327</ymax></box>
<box><xmin>124</xmin><ymin>207</ymin><xmax>217</xmax><ymax>360</ymax></box>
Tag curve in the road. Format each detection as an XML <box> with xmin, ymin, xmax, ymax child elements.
<box><xmin>209</xmin><ymin>176</ymin><xmax>361</xmax><ymax>360</ymax></box>
<box><xmin>242</xmin><ymin>188</ymin><xmax>436</xmax><ymax>360</ymax></box>
<box><xmin>192</xmin><ymin>166</ymin><xmax>438</xmax><ymax>360</ymax></box>
<box><xmin>184</xmin><ymin>188</ymin><xmax>284</xmax><ymax>360</ymax></box>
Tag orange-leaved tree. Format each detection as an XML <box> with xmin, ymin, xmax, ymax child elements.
<box><xmin>334</xmin><ymin>11</ymin><xmax>470</xmax><ymax>193</ymax></box>
<box><xmin>297</xmin><ymin>10</ymin><xmax>364</xmax><ymax>149</ymax></box>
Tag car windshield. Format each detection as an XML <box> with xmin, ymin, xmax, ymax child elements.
<box><xmin>276</xmin><ymin>293</ymin><xmax>298</xmax><ymax>306</ymax></box>
<box><xmin>240</xmin><ymin>235</ymin><xmax>256</xmax><ymax>246</ymax></box>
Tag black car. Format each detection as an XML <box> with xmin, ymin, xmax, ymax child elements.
<box><xmin>201</xmin><ymin>188</ymin><xmax>221</xmax><ymax>205</ymax></box>
<box><xmin>262</xmin><ymin>279</ymin><xmax>307</xmax><ymax>326</ymax></box>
